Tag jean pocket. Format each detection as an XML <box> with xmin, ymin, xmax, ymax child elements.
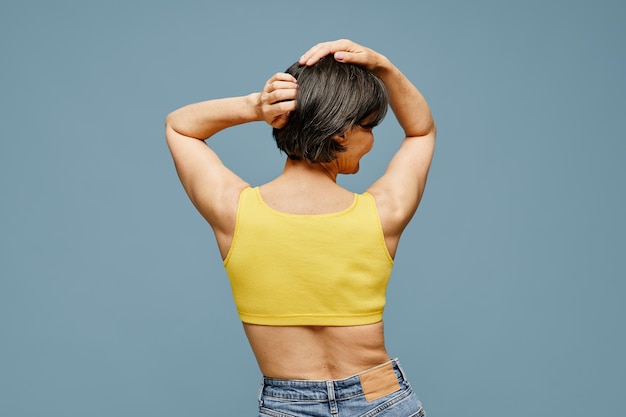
<box><xmin>259</xmin><ymin>406</ymin><xmax>299</xmax><ymax>417</ymax></box>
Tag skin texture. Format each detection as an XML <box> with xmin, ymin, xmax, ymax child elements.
<box><xmin>165</xmin><ymin>39</ymin><xmax>436</xmax><ymax>379</ymax></box>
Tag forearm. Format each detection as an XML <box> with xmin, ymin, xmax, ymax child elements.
<box><xmin>374</xmin><ymin>59</ymin><xmax>435</xmax><ymax>138</ymax></box>
<box><xmin>165</xmin><ymin>93</ymin><xmax>262</xmax><ymax>140</ymax></box>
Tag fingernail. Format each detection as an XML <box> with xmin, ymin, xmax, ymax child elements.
<box><xmin>335</xmin><ymin>52</ymin><xmax>345</xmax><ymax>61</ymax></box>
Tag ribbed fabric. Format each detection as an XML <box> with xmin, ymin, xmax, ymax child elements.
<box><xmin>224</xmin><ymin>187</ymin><xmax>393</xmax><ymax>326</ymax></box>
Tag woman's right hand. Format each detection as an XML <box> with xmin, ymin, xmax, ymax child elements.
<box><xmin>256</xmin><ymin>72</ymin><xmax>298</xmax><ymax>129</ymax></box>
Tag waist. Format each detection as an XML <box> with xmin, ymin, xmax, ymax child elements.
<box><xmin>260</xmin><ymin>359</ymin><xmax>408</xmax><ymax>402</ymax></box>
<box><xmin>244</xmin><ymin>322</ymin><xmax>389</xmax><ymax>379</ymax></box>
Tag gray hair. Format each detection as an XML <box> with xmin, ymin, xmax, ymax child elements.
<box><xmin>273</xmin><ymin>56</ymin><xmax>388</xmax><ymax>163</ymax></box>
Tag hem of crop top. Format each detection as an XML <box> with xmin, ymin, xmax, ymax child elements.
<box><xmin>238</xmin><ymin>310</ymin><xmax>385</xmax><ymax>326</ymax></box>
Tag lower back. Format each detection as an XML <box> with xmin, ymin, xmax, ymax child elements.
<box><xmin>243</xmin><ymin>321</ymin><xmax>390</xmax><ymax>379</ymax></box>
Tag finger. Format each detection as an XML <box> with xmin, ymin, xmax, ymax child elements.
<box><xmin>299</xmin><ymin>44</ymin><xmax>333</xmax><ymax>66</ymax></box>
<box><xmin>276</xmin><ymin>100</ymin><xmax>296</xmax><ymax>113</ymax></box>
<box><xmin>264</xmin><ymin>81</ymin><xmax>298</xmax><ymax>98</ymax></box>
<box><xmin>266</xmin><ymin>80</ymin><xmax>298</xmax><ymax>93</ymax></box>
<box><xmin>303</xmin><ymin>39</ymin><xmax>353</xmax><ymax>58</ymax></box>
<box><xmin>263</xmin><ymin>100</ymin><xmax>296</xmax><ymax>124</ymax></box>
<box><xmin>332</xmin><ymin>50</ymin><xmax>366</xmax><ymax>65</ymax></box>
<box><xmin>268</xmin><ymin>72</ymin><xmax>297</xmax><ymax>84</ymax></box>
<box><xmin>267</xmin><ymin>88</ymin><xmax>297</xmax><ymax>105</ymax></box>
<box><xmin>299</xmin><ymin>39</ymin><xmax>355</xmax><ymax>66</ymax></box>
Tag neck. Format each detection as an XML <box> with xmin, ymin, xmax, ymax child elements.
<box><xmin>282</xmin><ymin>157</ymin><xmax>339</xmax><ymax>183</ymax></box>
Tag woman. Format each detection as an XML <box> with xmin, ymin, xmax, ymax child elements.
<box><xmin>165</xmin><ymin>39</ymin><xmax>435</xmax><ymax>417</ymax></box>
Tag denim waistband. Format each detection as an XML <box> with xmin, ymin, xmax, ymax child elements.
<box><xmin>259</xmin><ymin>358</ymin><xmax>408</xmax><ymax>402</ymax></box>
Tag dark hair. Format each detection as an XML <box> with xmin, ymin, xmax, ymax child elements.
<box><xmin>272</xmin><ymin>56</ymin><xmax>388</xmax><ymax>163</ymax></box>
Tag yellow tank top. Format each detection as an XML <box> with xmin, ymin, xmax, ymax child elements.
<box><xmin>223</xmin><ymin>187</ymin><xmax>394</xmax><ymax>326</ymax></box>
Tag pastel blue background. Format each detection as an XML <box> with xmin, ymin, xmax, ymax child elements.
<box><xmin>1</xmin><ymin>1</ymin><xmax>624</xmax><ymax>416</ymax></box>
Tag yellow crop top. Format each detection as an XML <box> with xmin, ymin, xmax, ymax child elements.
<box><xmin>223</xmin><ymin>187</ymin><xmax>394</xmax><ymax>326</ymax></box>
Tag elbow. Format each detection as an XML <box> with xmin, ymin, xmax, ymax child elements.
<box><xmin>164</xmin><ymin>111</ymin><xmax>177</xmax><ymax>131</ymax></box>
<box><xmin>164</xmin><ymin>111</ymin><xmax>185</xmax><ymax>146</ymax></box>
<box><xmin>164</xmin><ymin>110</ymin><xmax>187</xmax><ymax>139</ymax></box>
<box><xmin>164</xmin><ymin>114</ymin><xmax>174</xmax><ymax>144</ymax></box>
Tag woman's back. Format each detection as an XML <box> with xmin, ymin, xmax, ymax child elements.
<box><xmin>225</xmin><ymin>164</ymin><xmax>394</xmax><ymax>379</ymax></box>
<box><xmin>165</xmin><ymin>39</ymin><xmax>435</xmax><ymax>416</ymax></box>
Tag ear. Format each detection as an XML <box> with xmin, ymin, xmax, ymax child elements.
<box><xmin>332</xmin><ymin>132</ymin><xmax>347</xmax><ymax>145</ymax></box>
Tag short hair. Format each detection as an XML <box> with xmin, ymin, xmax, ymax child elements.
<box><xmin>273</xmin><ymin>56</ymin><xmax>388</xmax><ymax>163</ymax></box>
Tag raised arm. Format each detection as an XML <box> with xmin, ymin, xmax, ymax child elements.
<box><xmin>165</xmin><ymin>73</ymin><xmax>298</xmax><ymax>256</ymax></box>
<box><xmin>299</xmin><ymin>40</ymin><xmax>436</xmax><ymax>251</ymax></box>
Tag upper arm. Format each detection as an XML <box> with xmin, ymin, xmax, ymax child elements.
<box><xmin>165</xmin><ymin>123</ymin><xmax>248</xmax><ymax>231</ymax></box>
<box><xmin>367</xmin><ymin>127</ymin><xmax>436</xmax><ymax>239</ymax></box>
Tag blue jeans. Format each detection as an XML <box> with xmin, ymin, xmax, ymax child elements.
<box><xmin>258</xmin><ymin>358</ymin><xmax>425</xmax><ymax>417</ymax></box>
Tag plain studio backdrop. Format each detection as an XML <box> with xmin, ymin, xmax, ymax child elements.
<box><xmin>1</xmin><ymin>1</ymin><xmax>624</xmax><ymax>416</ymax></box>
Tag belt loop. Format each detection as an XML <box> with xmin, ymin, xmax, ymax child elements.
<box><xmin>257</xmin><ymin>378</ymin><xmax>265</xmax><ymax>407</ymax></box>
<box><xmin>326</xmin><ymin>380</ymin><xmax>338</xmax><ymax>415</ymax></box>
<box><xmin>393</xmin><ymin>358</ymin><xmax>408</xmax><ymax>383</ymax></box>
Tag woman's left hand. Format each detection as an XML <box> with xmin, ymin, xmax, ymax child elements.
<box><xmin>256</xmin><ymin>72</ymin><xmax>298</xmax><ymax>129</ymax></box>
<box><xmin>298</xmin><ymin>39</ymin><xmax>389</xmax><ymax>73</ymax></box>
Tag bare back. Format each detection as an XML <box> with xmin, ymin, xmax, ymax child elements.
<box><xmin>228</xmin><ymin>174</ymin><xmax>393</xmax><ymax>379</ymax></box>
<box><xmin>243</xmin><ymin>322</ymin><xmax>390</xmax><ymax>379</ymax></box>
